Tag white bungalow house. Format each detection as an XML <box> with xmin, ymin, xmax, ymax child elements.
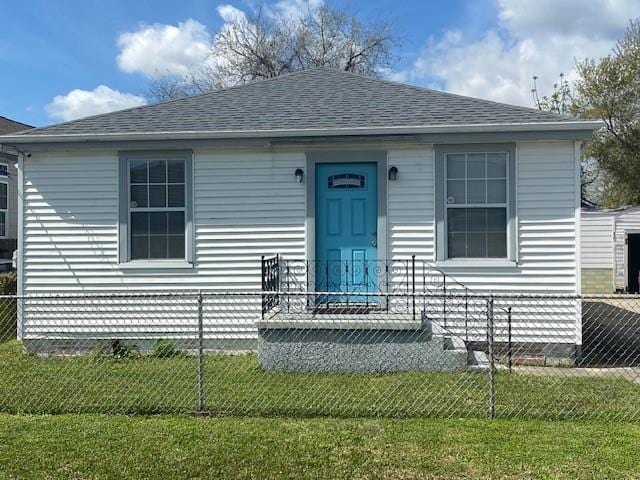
<box><xmin>0</xmin><ymin>68</ymin><xmax>601</xmax><ymax>365</ymax></box>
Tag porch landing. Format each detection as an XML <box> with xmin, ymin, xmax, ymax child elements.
<box><xmin>256</xmin><ymin>311</ymin><xmax>469</xmax><ymax>373</ymax></box>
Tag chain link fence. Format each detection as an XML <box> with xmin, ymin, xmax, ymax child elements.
<box><xmin>0</xmin><ymin>290</ymin><xmax>639</xmax><ymax>420</ymax></box>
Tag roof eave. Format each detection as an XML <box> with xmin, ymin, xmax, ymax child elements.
<box><xmin>0</xmin><ymin>121</ymin><xmax>604</xmax><ymax>145</ymax></box>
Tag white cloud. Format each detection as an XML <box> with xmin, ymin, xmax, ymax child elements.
<box><xmin>115</xmin><ymin>1</ymin><xmax>325</xmax><ymax>84</ymax></box>
<box><xmin>116</xmin><ymin>19</ymin><xmax>211</xmax><ymax>78</ymax></box>
<box><xmin>46</xmin><ymin>85</ymin><xmax>147</xmax><ymax>121</ymax></box>
<box><xmin>267</xmin><ymin>0</ymin><xmax>324</xmax><ymax>20</ymax></box>
<box><xmin>402</xmin><ymin>0</ymin><xmax>639</xmax><ymax>106</ymax></box>
<box><xmin>498</xmin><ymin>0</ymin><xmax>638</xmax><ymax>38</ymax></box>
<box><xmin>216</xmin><ymin>4</ymin><xmax>247</xmax><ymax>23</ymax></box>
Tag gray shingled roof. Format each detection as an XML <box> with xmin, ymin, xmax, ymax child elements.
<box><xmin>0</xmin><ymin>116</ymin><xmax>33</xmax><ymax>135</ymax></box>
<box><xmin>19</xmin><ymin>67</ymin><xmax>575</xmax><ymax>137</ymax></box>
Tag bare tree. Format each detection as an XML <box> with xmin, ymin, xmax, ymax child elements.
<box><xmin>147</xmin><ymin>4</ymin><xmax>398</xmax><ymax>102</ymax></box>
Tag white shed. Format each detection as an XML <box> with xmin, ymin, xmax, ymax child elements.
<box><xmin>581</xmin><ymin>205</ymin><xmax>640</xmax><ymax>293</ymax></box>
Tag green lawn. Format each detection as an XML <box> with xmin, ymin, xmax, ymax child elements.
<box><xmin>1</xmin><ymin>340</ymin><xmax>639</xmax><ymax>420</ymax></box>
<box><xmin>0</xmin><ymin>414</ymin><xmax>639</xmax><ymax>479</ymax></box>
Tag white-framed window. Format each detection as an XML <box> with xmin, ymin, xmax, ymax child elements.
<box><xmin>118</xmin><ymin>151</ymin><xmax>193</xmax><ymax>264</ymax></box>
<box><xmin>129</xmin><ymin>159</ymin><xmax>186</xmax><ymax>260</ymax></box>
<box><xmin>0</xmin><ymin>162</ymin><xmax>8</xmax><ymax>238</ymax></box>
<box><xmin>445</xmin><ymin>152</ymin><xmax>508</xmax><ymax>258</ymax></box>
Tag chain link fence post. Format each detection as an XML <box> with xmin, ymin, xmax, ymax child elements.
<box><xmin>507</xmin><ymin>306</ymin><xmax>513</xmax><ymax>373</ymax></box>
<box><xmin>487</xmin><ymin>296</ymin><xmax>495</xmax><ymax>419</ymax></box>
<box><xmin>197</xmin><ymin>290</ymin><xmax>206</xmax><ymax>412</ymax></box>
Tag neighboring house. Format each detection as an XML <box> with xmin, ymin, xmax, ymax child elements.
<box><xmin>0</xmin><ymin>68</ymin><xmax>601</xmax><ymax>359</ymax></box>
<box><xmin>0</xmin><ymin>115</ymin><xmax>32</xmax><ymax>262</ymax></box>
<box><xmin>581</xmin><ymin>204</ymin><xmax>640</xmax><ymax>294</ymax></box>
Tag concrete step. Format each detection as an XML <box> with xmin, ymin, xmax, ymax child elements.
<box><xmin>257</xmin><ymin>316</ymin><xmax>470</xmax><ymax>373</ymax></box>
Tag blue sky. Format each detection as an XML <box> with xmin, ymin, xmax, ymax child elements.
<box><xmin>1</xmin><ymin>0</ymin><xmax>637</xmax><ymax>127</ymax></box>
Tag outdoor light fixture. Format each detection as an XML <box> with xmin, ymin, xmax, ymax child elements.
<box><xmin>295</xmin><ymin>168</ymin><xmax>304</xmax><ymax>183</ymax></box>
<box><xmin>388</xmin><ymin>166</ymin><xmax>398</xmax><ymax>181</ymax></box>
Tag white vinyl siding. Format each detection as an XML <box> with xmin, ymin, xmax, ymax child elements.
<box><xmin>387</xmin><ymin>142</ymin><xmax>579</xmax><ymax>344</ymax></box>
<box><xmin>21</xmin><ymin>149</ymin><xmax>305</xmax><ymax>339</ymax></box>
<box><xmin>387</xmin><ymin>148</ymin><xmax>435</xmax><ymax>262</ymax></box>
<box><xmin>20</xmin><ymin>142</ymin><xmax>579</xmax><ymax>345</ymax></box>
<box><xmin>581</xmin><ymin>211</ymin><xmax>614</xmax><ymax>269</ymax></box>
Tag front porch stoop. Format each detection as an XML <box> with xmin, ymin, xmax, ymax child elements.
<box><xmin>256</xmin><ymin>313</ymin><xmax>468</xmax><ymax>373</ymax></box>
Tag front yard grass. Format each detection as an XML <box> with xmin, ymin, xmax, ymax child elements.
<box><xmin>1</xmin><ymin>414</ymin><xmax>639</xmax><ymax>479</ymax></box>
<box><xmin>1</xmin><ymin>340</ymin><xmax>639</xmax><ymax>420</ymax></box>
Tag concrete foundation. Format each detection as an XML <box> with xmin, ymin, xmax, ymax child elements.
<box><xmin>468</xmin><ymin>341</ymin><xmax>579</xmax><ymax>367</ymax></box>
<box><xmin>22</xmin><ymin>337</ymin><xmax>258</xmax><ymax>356</ymax></box>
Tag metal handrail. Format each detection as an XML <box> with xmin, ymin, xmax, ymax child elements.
<box><xmin>261</xmin><ymin>254</ymin><xmax>514</xmax><ymax>343</ymax></box>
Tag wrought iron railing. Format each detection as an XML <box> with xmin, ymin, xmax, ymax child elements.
<box><xmin>261</xmin><ymin>254</ymin><xmax>280</xmax><ymax>318</ymax></box>
<box><xmin>260</xmin><ymin>255</ymin><xmax>480</xmax><ymax>329</ymax></box>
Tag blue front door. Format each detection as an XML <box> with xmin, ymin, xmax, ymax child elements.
<box><xmin>315</xmin><ymin>162</ymin><xmax>378</xmax><ymax>301</ymax></box>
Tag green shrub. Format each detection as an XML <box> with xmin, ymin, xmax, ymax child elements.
<box><xmin>90</xmin><ymin>340</ymin><xmax>141</xmax><ymax>361</ymax></box>
<box><xmin>150</xmin><ymin>339</ymin><xmax>182</xmax><ymax>358</ymax></box>
<box><xmin>0</xmin><ymin>272</ymin><xmax>16</xmax><ymax>295</ymax></box>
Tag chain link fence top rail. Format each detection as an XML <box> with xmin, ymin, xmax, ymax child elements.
<box><xmin>1</xmin><ymin>290</ymin><xmax>640</xmax><ymax>420</ymax></box>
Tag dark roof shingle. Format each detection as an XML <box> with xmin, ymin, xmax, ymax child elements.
<box><xmin>19</xmin><ymin>68</ymin><xmax>574</xmax><ymax>137</ymax></box>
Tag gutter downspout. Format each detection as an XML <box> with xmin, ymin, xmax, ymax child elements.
<box><xmin>16</xmin><ymin>151</ymin><xmax>25</xmax><ymax>340</ymax></box>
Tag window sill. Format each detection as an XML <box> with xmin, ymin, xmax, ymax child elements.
<box><xmin>119</xmin><ymin>260</ymin><xmax>194</xmax><ymax>270</ymax></box>
<box><xmin>435</xmin><ymin>259</ymin><xmax>517</xmax><ymax>269</ymax></box>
